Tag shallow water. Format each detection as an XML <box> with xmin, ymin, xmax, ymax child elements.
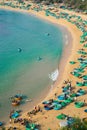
<box><xmin>0</xmin><ymin>9</ymin><xmax>63</xmax><ymax>121</ymax></box>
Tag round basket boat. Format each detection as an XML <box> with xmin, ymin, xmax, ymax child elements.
<box><xmin>14</xmin><ymin>94</ymin><xmax>22</xmax><ymax>101</ymax></box>
<box><xmin>14</xmin><ymin>97</ymin><xmax>22</xmax><ymax>101</ymax></box>
<box><xmin>12</xmin><ymin>100</ymin><xmax>20</xmax><ymax>106</ymax></box>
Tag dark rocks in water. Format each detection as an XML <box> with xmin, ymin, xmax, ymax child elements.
<box><xmin>18</xmin><ymin>48</ymin><xmax>22</xmax><ymax>52</ymax></box>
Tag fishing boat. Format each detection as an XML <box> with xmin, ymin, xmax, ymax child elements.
<box><xmin>12</xmin><ymin>100</ymin><xmax>20</xmax><ymax>106</ymax></box>
<box><xmin>18</xmin><ymin>48</ymin><xmax>22</xmax><ymax>52</ymax></box>
<box><xmin>49</xmin><ymin>69</ymin><xmax>59</xmax><ymax>81</ymax></box>
<box><xmin>14</xmin><ymin>94</ymin><xmax>22</xmax><ymax>101</ymax></box>
<box><xmin>10</xmin><ymin>93</ymin><xmax>23</xmax><ymax>106</ymax></box>
<box><xmin>37</xmin><ymin>57</ymin><xmax>42</xmax><ymax>61</ymax></box>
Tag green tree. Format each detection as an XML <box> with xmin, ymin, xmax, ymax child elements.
<box><xmin>18</xmin><ymin>0</ymin><xmax>24</xmax><ymax>4</ymax></box>
<box><xmin>60</xmin><ymin>117</ymin><xmax>87</xmax><ymax>130</ymax></box>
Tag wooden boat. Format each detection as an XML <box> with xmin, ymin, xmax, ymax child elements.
<box><xmin>37</xmin><ymin>57</ymin><xmax>42</xmax><ymax>61</ymax></box>
<box><xmin>14</xmin><ymin>94</ymin><xmax>22</xmax><ymax>101</ymax></box>
<box><xmin>18</xmin><ymin>48</ymin><xmax>22</xmax><ymax>52</ymax></box>
<box><xmin>12</xmin><ymin>100</ymin><xmax>20</xmax><ymax>106</ymax></box>
<box><xmin>14</xmin><ymin>96</ymin><xmax>22</xmax><ymax>101</ymax></box>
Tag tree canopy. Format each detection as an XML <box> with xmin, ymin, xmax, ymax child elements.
<box><xmin>60</xmin><ymin>117</ymin><xmax>87</xmax><ymax>130</ymax></box>
<box><xmin>33</xmin><ymin>0</ymin><xmax>87</xmax><ymax>11</ymax></box>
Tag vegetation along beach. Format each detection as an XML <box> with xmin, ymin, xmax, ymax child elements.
<box><xmin>0</xmin><ymin>0</ymin><xmax>87</xmax><ymax>130</ymax></box>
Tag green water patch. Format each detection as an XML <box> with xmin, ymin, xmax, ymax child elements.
<box><xmin>0</xmin><ymin>9</ymin><xmax>64</xmax><ymax>121</ymax></box>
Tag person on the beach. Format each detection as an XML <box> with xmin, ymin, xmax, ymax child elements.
<box><xmin>9</xmin><ymin>117</ymin><xmax>12</xmax><ymax>124</ymax></box>
<box><xmin>54</xmin><ymin>93</ymin><xmax>57</xmax><ymax>98</ymax></box>
<box><xmin>68</xmin><ymin>86</ymin><xmax>72</xmax><ymax>93</ymax></box>
<box><xmin>34</xmin><ymin>106</ymin><xmax>37</xmax><ymax>111</ymax></box>
<box><xmin>74</xmin><ymin>96</ymin><xmax>77</xmax><ymax>102</ymax></box>
<box><xmin>83</xmin><ymin>100</ymin><xmax>86</xmax><ymax>105</ymax></box>
<box><xmin>28</xmin><ymin>116</ymin><xmax>32</xmax><ymax>123</ymax></box>
<box><xmin>66</xmin><ymin>115</ymin><xmax>70</xmax><ymax>120</ymax></box>
<box><xmin>37</xmin><ymin>105</ymin><xmax>40</xmax><ymax>112</ymax></box>
<box><xmin>62</xmin><ymin>86</ymin><xmax>65</xmax><ymax>89</ymax></box>
<box><xmin>64</xmin><ymin>93</ymin><xmax>67</xmax><ymax>100</ymax></box>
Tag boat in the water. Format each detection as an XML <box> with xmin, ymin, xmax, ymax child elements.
<box><xmin>37</xmin><ymin>57</ymin><xmax>42</xmax><ymax>61</ymax></box>
<box><xmin>14</xmin><ymin>94</ymin><xmax>22</xmax><ymax>101</ymax></box>
<box><xmin>47</xmin><ymin>33</ymin><xmax>50</xmax><ymax>36</ymax></box>
<box><xmin>12</xmin><ymin>100</ymin><xmax>20</xmax><ymax>106</ymax></box>
<box><xmin>45</xmin><ymin>33</ymin><xmax>50</xmax><ymax>36</ymax></box>
<box><xmin>49</xmin><ymin>69</ymin><xmax>59</xmax><ymax>81</ymax></box>
<box><xmin>18</xmin><ymin>48</ymin><xmax>22</xmax><ymax>52</ymax></box>
<box><xmin>11</xmin><ymin>94</ymin><xmax>23</xmax><ymax>106</ymax></box>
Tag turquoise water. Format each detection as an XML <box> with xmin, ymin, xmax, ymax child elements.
<box><xmin>0</xmin><ymin>9</ymin><xmax>63</xmax><ymax>121</ymax></box>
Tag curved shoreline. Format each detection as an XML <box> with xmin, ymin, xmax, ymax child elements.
<box><xmin>0</xmin><ymin>7</ymin><xmax>73</xmax><ymax>109</ymax></box>
<box><xmin>0</xmin><ymin>6</ymin><xmax>73</xmax><ymax>122</ymax></box>
<box><xmin>0</xmin><ymin>5</ymin><xmax>87</xmax><ymax>130</ymax></box>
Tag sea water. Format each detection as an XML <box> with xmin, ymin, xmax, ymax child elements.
<box><xmin>0</xmin><ymin>9</ymin><xmax>64</xmax><ymax>121</ymax></box>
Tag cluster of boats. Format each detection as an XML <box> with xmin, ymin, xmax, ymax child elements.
<box><xmin>11</xmin><ymin>94</ymin><xmax>23</xmax><ymax>106</ymax></box>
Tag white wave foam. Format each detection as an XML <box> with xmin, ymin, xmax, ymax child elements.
<box><xmin>65</xmin><ymin>35</ymin><xmax>68</xmax><ymax>45</ymax></box>
<box><xmin>49</xmin><ymin>69</ymin><xmax>59</xmax><ymax>81</ymax></box>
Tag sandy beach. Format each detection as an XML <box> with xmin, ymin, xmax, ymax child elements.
<box><xmin>0</xmin><ymin>2</ymin><xmax>87</xmax><ymax>130</ymax></box>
